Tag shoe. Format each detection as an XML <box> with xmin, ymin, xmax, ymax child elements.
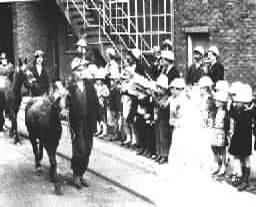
<box><xmin>231</xmin><ymin>175</ymin><xmax>242</xmax><ymax>187</ymax></box>
<box><xmin>73</xmin><ymin>175</ymin><xmax>82</xmax><ymax>189</ymax></box>
<box><xmin>237</xmin><ymin>167</ymin><xmax>250</xmax><ymax>191</ymax></box>
<box><xmin>110</xmin><ymin>135</ymin><xmax>120</xmax><ymax>141</ymax></box>
<box><xmin>237</xmin><ymin>181</ymin><xmax>250</xmax><ymax>191</ymax></box>
<box><xmin>136</xmin><ymin>148</ymin><xmax>144</xmax><ymax>155</ymax></box>
<box><xmin>146</xmin><ymin>152</ymin><xmax>153</xmax><ymax>158</ymax></box>
<box><xmin>80</xmin><ymin>177</ymin><xmax>89</xmax><ymax>188</ymax></box>
<box><xmin>99</xmin><ymin>132</ymin><xmax>108</xmax><ymax>138</ymax></box>
<box><xmin>142</xmin><ymin>149</ymin><xmax>149</xmax><ymax>157</ymax></box>
<box><xmin>155</xmin><ymin>156</ymin><xmax>162</xmax><ymax>162</ymax></box>
<box><xmin>211</xmin><ymin>168</ymin><xmax>220</xmax><ymax>176</ymax></box>
<box><xmin>94</xmin><ymin>129</ymin><xmax>102</xmax><ymax>137</ymax></box>
<box><xmin>158</xmin><ymin>157</ymin><xmax>168</xmax><ymax>164</ymax></box>
<box><xmin>151</xmin><ymin>154</ymin><xmax>157</xmax><ymax>160</ymax></box>
<box><xmin>130</xmin><ymin>143</ymin><xmax>137</xmax><ymax>150</ymax></box>
<box><xmin>123</xmin><ymin>141</ymin><xmax>131</xmax><ymax>148</ymax></box>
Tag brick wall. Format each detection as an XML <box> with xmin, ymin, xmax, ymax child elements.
<box><xmin>174</xmin><ymin>0</ymin><xmax>256</xmax><ymax>87</ymax></box>
<box><xmin>12</xmin><ymin>1</ymin><xmax>64</xmax><ymax>81</ymax></box>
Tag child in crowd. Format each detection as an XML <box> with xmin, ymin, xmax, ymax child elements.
<box><xmin>210</xmin><ymin>88</ymin><xmax>230</xmax><ymax>179</ymax></box>
<box><xmin>94</xmin><ymin>74</ymin><xmax>110</xmax><ymax>137</ymax></box>
<box><xmin>228</xmin><ymin>83</ymin><xmax>256</xmax><ymax>191</ymax></box>
<box><xmin>198</xmin><ymin>76</ymin><xmax>215</xmax><ymax>128</ymax></box>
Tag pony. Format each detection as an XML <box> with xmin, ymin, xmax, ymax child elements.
<box><xmin>0</xmin><ymin>58</ymin><xmax>29</xmax><ymax>144</ymax></box>
<box><xmin>25</xmin><ymin>81</ymin><xmax>69</xmax><ymax>195</ymax></box>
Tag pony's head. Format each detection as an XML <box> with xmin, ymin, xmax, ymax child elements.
<box><xmin>11</xmin><ymin>57</ymin><xmax>30</xmax><ymax>92</ymax></box>
<box><xmin>18</xmin><ymin>57</ymin><xmax>28</xmax><ymax>72</ymax></box>
<box><xmin>50</xmin><ymin>81</ymin><xmax>69</xmax><ymax>120</ymax></box>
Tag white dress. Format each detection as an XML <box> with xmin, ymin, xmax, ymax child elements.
<box><xmin>165</xmin><ymin>87</ymin><xmax>215</xmax><ymax>179</ymax></box>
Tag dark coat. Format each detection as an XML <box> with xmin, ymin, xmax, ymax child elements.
<box><xmin>68</xmin><ymin>79</ymin><xmax>100</xmax><ymax>134</ymax></box>
<box><xmin>135</xmin><ymin>61</ymin><xmax>147</xmax><ymax>77</ymax></box>
<box><xmin>166</xmin><ymin>67</ymin><xmax>180</xmax><ymax>84</ymax></box>
<box><xmin>68</xmin><ymin>79</ymin><xmax>100</xmax><ymax>176</ymax></box>
<box><xmin>29</xmin><ymin>66</ymin><xmax>50</xmax><ymax>96</ymax></box>
<box><xmin>229</xmin><ymin>105</ymin><xmax>256</xmax><ymax>157</ymax></box>
<box><xmin>207</xmin><ymin>62</ymin><xmax>224</xmax><ymax>83</ymax></box>
<box><xmin>186</xmin><ymin>64</ymin><xmax>205</xmax><ymax>85</ymax></box>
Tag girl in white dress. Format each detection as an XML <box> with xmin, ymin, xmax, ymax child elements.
<box><xmin>166</xmin><ymin>76</ymin><xmax>215</xmax><ymax>180</ymax></box>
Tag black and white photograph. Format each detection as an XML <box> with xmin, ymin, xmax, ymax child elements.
<box><xmin>1</xmin><ymin>0</ymin><xmax>256</xmax><ymax>206</ymax></box>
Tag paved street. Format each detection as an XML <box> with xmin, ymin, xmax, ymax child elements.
<box><xmin>0</xmin><ymin>133</ymin><xmax>154</xmax><ymax>207</ymax></box>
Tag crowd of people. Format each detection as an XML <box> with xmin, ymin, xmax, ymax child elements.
<box><xmin>74</xmin><ymin>38</ymin><xmax>256</xmax><ymax>192</ymax></box>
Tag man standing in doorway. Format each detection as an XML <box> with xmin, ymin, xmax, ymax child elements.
<box><xmin>186</xmin><ymin>46</ymin><xmax>205</xmax><ymax>86</ymax></box>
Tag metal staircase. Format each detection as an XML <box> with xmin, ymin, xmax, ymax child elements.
<box><xmin>56</xmin><ymin>0</ymin><xmax>151</xmax><ymax>66</ymax></box>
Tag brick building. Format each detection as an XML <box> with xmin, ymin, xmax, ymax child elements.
<box><xmin>0</xmin><ymin>0</ymin><xmax>74</xmax><ymax>81</ymax></box>
<box><xmin>1</xmin><ymin>0</ymin><xmax>256</xmax><ymax>86</ymax></box>
<box><xmin>174</xmin><ymin>0</ymin><xmax>256</xmax><ymax>87</ymax></box>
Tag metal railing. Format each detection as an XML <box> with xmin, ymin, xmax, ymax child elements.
<box><xmin>58</xmin><ymin>0</ymin><xmax>151</xmax><ymax>67</ymax></box>
<box><xmin>89</xmin><ymin>0</ymin><xmax>151</xmax><ymax>66</ymax></box>
<box><xmin>103</xmin><ymin>3</ymin><xmax>151</xmax><ymax>52</ymax></box>
<box><xmin>65</xmin><ymin>0</ymin><xmax>88</xmax><ymax>30</ymax></box>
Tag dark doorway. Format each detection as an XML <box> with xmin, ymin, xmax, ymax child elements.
<box><xmin>0</xmin><ymin>4</ymin><xmax>13</xmax><ymax>63</ymax></box>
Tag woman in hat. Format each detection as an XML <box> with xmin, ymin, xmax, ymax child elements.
<box><xmin>228</xmin><ymin>83</ymin><xmax>256</xmax><ymax>191</ymax></box>
<box><xmin>186</xmin><ymin>46</ymin><xmax>205</xmax><ymax>86</ymax></box>
<box><xmin>206</xmin><ymin>46</ymin><xmax>224</xmax><ymax>83</ymax></box>
<box><xmin>28</xmin><ymin>50</ymin><xmax>49</xmax><ymax>97</ymax></box>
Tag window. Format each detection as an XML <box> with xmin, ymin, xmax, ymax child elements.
<box><xmin>107</xmin><ymin>0</ymin><xmax>174</xmax><ymax>52</ymax></box>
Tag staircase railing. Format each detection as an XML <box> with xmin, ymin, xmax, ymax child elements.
<box><xmin>89</xmin><ymin>0</ymin><xmax>151</xmax><ymax>67</ymax></box>
<box><xmin>64</xmin><ymin>0</ymin><xmax>88</xmax><ymax>30</ymax></box>
<box><xmin>103</xmin><ymin>2</ymin><xmax>151</xmax><ymax>52</ymax></box>
<box><xmin>59</xmin><ymin>0</ymin><xmax>126</xmax><ymax>66</ymax></box>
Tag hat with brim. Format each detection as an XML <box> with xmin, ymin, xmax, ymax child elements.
<box><xmin>233</xmin><ymin>84</ymin><xmax>253</xmax><ymax>103</ymax></box>
<box><xmin>79</xmin><ymin>69</ymin><xmax>94</xmax><ymax>79</ymax></box>
<box><xmin>208</xmin><ymin>46</ymin><xmax>220</xmax><ymax>57</ymax></box>
<box><xmin>156</xmin><ymin>74</ymin><xmax>168</xmax><ymax>89</ymax></box>
<box><xmin>71</xmin><ymin>58</ymin><xmax>90</xmax><ymax>71</ymax></box>
<box><xmin>76</xmin><ymin>38</ymin><xmax>88</xmax><ymax>48</ymax></box>
<box><xmin>34</xmin><ymin>50</ymin><xmax>44</xmax><ymax>57</ymax></box>
<box><xmin>160</xmin><ymin>50</ymin><xmax>175</xmax><ymax>62</ymax></box>
<box><xmin>162</xmin><ymin>39</ymin><xmax>173</xmax><ymax>49</ymax></box>
<box><xmin>128</xmin><ymin>48</ymin><xmax>141</xmax><ymax>60</ymax></box>
<box><xmin>215</xmin><ymin>80</ymin><xmax>229</xmax><ymax>93</ymax></box>
<box><xmin>229</xmin><ymin>81</ymin><xmax>243</xmax><ymax>95</ymax></box>
<box><xmin>214</xmin><ymin>91</ymin><xmax>228</xmax><ymax>102</ymax></box>
<box><xmin>94</xmin><ymin>69</ymin><xmax>107</xmax><ymax>80</ymax></box>
<box><xmin>106</xmin><ymin>47</ymin><xmax>117</xmax><ymax>57</ymax></box>
<box><xmin>0</xmin><ymin>52</ymin><xmax>6</xmax><ymax>59</ymax></box>
<box><xmin>169</xmin><ymin>78</ymin><xmax>186</xmax><ymax>89</ymax></box>
<box><xmin>193</xmin><ymin>46</ymin><xmax>205</xmax><ymax>56</ymax></box>
<box><xmin>198</xmin><ymin>76</ymin><xmax>213</xmax><ymax>88</ymax></box>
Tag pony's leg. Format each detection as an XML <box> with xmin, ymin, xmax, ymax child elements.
<box><xmin>38</xmin><ymin>142</ymin><xmax>44</xmax><ymax>162</ymax></box>
<box><xmin>0</xmin><ymin>92</ymin><xmax>5</xmax><ymax>132</ymax></box>
<box><xmin>29</xmin><ymin>136</ymin><xmax>41</xmax><ymax>172</ymax></box>
<box><xmin>45</xmin><ymin>145</ymin><xmax>62</xmax><ymax>195</ymax></box>
<box><xmin>0</xmin><ymin>108</ymin><xmax>4</xmax><ymax>132</ymax></box>
<box><xmin>12</xmin><ymin>113</ymin><xmax>21</xmax><ymax>144</ymax></box>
